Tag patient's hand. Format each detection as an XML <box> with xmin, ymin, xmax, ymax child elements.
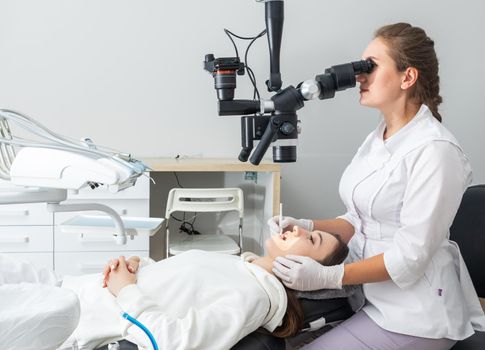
<box><xmin>102</xmin><ymin>256</ymin><xmax>140</xmax><ymax>288</ymax></box>
<box><xmin>106</xmin><ymin>256</ymin><xmax>137</xmax><ymax>297</ymax></box>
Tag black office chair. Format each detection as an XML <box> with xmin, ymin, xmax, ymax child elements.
<box><xmin>449</xmin><ymin>184</ymin><xmax>485</xmax><ymax>349</ymax></box>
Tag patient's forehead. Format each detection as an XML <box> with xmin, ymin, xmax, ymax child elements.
<box><xmin>315</xmin><ymin>230</ymin><xmax>338</xmax><ymax>246</ymax></box>
<box><xmin>318</xmin><ymin>231</ymin><xmax>341</xmax><ymax>257</ymax></box>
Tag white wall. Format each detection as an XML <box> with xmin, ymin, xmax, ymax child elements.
<box><xmin>1</xmin><ymin>0</ymin><xmax>484</xmax><ymax>220</ymax></box>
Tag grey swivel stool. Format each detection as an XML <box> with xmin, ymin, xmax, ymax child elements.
<box><xmin>449</xmin><ymin>185</ymin><xmax>485</xmax><ymax>349</ymax></box>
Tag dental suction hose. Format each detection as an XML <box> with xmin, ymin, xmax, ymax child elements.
<box><xmin>121</xmin><ymin>312</ymin><xmax>159</xmax><ymax>350</ymax></box>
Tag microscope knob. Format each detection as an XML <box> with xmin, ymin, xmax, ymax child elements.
<box><xmin>280</xmin><ymin>122</ymin><xmax>296</xmax><ymax>135</ymax></box>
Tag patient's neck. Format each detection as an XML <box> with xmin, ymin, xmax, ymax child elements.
<box><xmin>251</xmin><ymin>256</ymin><xmax>275</xmax><ymax>275</ymax></box>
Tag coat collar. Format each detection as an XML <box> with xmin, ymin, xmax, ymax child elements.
<box><xmin>341</xmin><ymin>104</ymin><xmax>463</xmax><ymax>216</ymax></box>
<box><xmin>382</xmin><ymin>104</ymin><xmax>431</xmax><ymax>155</ymax></box>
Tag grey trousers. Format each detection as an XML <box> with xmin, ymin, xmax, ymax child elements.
<box><xmin>301</xmin><ymin>311</ymin><xmax>457</xmax><ymax>350</ymax></box>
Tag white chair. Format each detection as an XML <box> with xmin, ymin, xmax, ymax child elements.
<box><xmin>165</xmin><ymin>188</ymin><xmax>244</xmax><ymax>257</ymax></box>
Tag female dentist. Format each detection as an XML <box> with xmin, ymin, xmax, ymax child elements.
<box><xmin>270</xmin><ymin>23</ymin><xmax>485</xmax><ymax>350</ymax></box>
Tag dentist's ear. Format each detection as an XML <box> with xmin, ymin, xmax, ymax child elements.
<box><xmin>401</xmin><ymin>67</ymin><xmax>418</xmax><ymax>90</ymax></box>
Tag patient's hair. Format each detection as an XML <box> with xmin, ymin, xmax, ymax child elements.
<box><xmin>270</xmin><ymin>233</ymin><xmax>349</xmax><ymax>338</ymax></box>
<box><xmin>320</xmin><ymin>232</ymin><xmax>349</xmax><ymax>266</ymax></box>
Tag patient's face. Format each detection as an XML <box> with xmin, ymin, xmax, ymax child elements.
<box><xmin>265</xmin><ymin>226</ymin><xmax>339</xmax><ymax>262</ymax></box>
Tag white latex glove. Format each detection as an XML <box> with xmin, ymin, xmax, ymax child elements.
<box><xmin>267</xmin><ymin>216</ymin><xmax>314</xmax><ymax>235</ymax></box>
<box><xmin>272</xmin><ymin>255</ymin><xmax>344</xmax><ymax>291</ymax></box>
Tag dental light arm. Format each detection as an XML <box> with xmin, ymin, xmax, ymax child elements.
<box><xmin>264</xmin><ymin>0</ymin><xmax>284</xmax><ymax>92</ymax></box>
<box><xmin>204</xmin><ymin>0</ymin><xmax>375</xmax><ymax>165</ymax></box>
<box><xmin>0</xmin><ymin>109</ymin><xmax>152</xmax><ymax>244</ymax></box>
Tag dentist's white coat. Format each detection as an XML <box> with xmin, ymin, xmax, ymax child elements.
<box><xmin>338</xmin><ymin>104</ymin><xmax>485</xmax><ymax>340</ymax></box>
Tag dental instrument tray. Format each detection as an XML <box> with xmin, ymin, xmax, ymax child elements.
<box><xmin>60</xmin><ymin>215</ymin><xmax>164</xmax><ymax>237</ymax></box>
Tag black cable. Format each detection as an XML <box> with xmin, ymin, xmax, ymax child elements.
<box><xmin>173</xmin><ymin>172</ymin><xmax>183</xmax><ymax>188</ymax></box>
<box><xmin>224</xmin><ymin>29</ymin><xmax>240</xmax><ymax>59</ymax></box>
<box><xmin>224</xmin><ymin>28</ymin><xmax>265</xmax><ymax>40</ymax></box>
<box><xmin>170</xmin><ymin>171</ymin><xmax>199</xmax><ymax>234</ymax></box>
<box><xmin>223</xmin><ymin>28</ymin><xmax>267</xmax><ymax>101</ymax></box>
<box><xmin>244</xmin><ymin>29</ymin><xmax>266</xmax><ymax>99</ymax></box>
<box><xmin>246</xmin><ymin>66</ymin><xmax>260</xmax><ymax>100</ymax></box>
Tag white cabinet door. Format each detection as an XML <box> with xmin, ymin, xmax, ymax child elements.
<box><xmin>3</xmin><ymin>252</ymin><xmax>54</xmax><ymax>270</ymax></box>
<box><xmin>0</xmin><ymin>203</ymin><xmax>53</xmax><ymax>226</ymax></box>
<box><xmin>0</xmin><ymin>226</ymin><xmax>53</xmax><ymax>252</ymax></box>
<box><xmin>55</xmin><ymin>250</ymin><xmax>149</xmax><ymax>276</ymax></box>
<box><xmin>54</xmin><ymin>226</ymin><xmax>149</xmax><ymax>252</ymax></box>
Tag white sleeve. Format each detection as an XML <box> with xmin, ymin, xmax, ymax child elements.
<box><xmin>116</xmin><ymin>284</ymin><xmax>255</xmax><ymax>350</ymax></box>
<box><xmin>138</xmin><ymin>257</ymin><xmax>156</xmax><ymax>269</ymax></box>
<box><xmin>0</xmin><ymin>254</ymin><xmax>61</xmax><ymax>286</ymax></box>
<box><xmin>336</xmin><ymin>211</ymin><xmax>361</xmax><ymax>234</ymax></box>
<box><xmin>384</xmin><ymin>141</ymin><xmax>471</xmax><ymax>289</ymax></box>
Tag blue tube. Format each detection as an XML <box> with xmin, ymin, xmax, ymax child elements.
<box><xmin>121</xmin><ymin>312</ymin><xmax>159</xmax><ymax>350</ymax></box>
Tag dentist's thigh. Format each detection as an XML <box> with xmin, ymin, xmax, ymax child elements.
<box><xmin>300</xmin><ymin>311</ymin><xmax>456</xmax><ymax>350</ymax></box>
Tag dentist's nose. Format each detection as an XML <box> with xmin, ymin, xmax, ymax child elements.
<box><xmin>356</xmin><ymin>74</ymin><xmax>366</xmax><ymax>83</ymax></box>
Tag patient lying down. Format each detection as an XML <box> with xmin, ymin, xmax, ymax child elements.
<box><xmin>52</xmin><ymin>227</ymin><xmax>348</xmax><ymax>350</ymax></box>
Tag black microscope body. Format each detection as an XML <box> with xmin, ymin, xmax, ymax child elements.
<box><xmin>204</xmin><ymin>0</ymin><xmax>374</xmax><ymax>165</ymax></box>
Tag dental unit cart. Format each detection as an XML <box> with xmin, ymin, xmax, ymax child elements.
<box><xmin>0</xmin><ymin>109</ymin><xmax>163</xmax><ymax>275</ymax></box>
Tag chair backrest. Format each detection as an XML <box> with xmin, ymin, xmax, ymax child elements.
<box><xmin>165</xmin><ymin>188</ymin><xmax>244</xmax><ymax>219</ymax></box>
<box><xmin>450</xmin><ymin>185</ymin><xmax>485</xmax><ymax>297</ymax></box>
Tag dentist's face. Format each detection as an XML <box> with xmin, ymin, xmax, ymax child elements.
<box><xmin>265</xmin><ymin>226</ymin><xmax>339</xmax><ymax>262</ymax></box>
<box><xmin>356</xmin><ymin>37</ymin><xmax>406</xmax><ymax>109</ymax></box>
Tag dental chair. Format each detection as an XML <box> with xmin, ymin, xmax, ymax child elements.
<box><xmin>231</xmin><ymin>297</ymin><xmax>353</xmax><ymax>350</ymax></box>
<box><xmin>449</xmin><ymin>185</ymin><xmax>485</xmax><ymax>349</ymax></box>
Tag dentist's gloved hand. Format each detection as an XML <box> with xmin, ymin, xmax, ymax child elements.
<box><xmin>272</xmin><ymin>255</ymin><xmax>344</xmax><ymax>291</ymax></box>
<box><xmin>267</xmin><ymin>216</ymin><xmax>314</xmax><ymax>235</ymax></box>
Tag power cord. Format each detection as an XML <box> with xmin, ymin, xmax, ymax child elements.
<box><xmin>171</xmin><ymin>170</ymin><xmax>201</xmax><ymax>235</ymax></box>
<box><xmin>224</xmin><ymin>28</ymin><xmax>267</xmax><ymax>100</ymax></box>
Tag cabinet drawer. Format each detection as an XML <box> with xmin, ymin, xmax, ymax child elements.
<box><xmin>54</xmin><ymin>199</ymin><xmax>149</xmax><ymax>225</ymax></box>
<box><xmin>0</xmin><ymin>203</ymin><xmax>53</xmax><ymax>226</ymax></box>
<box><xmin>3</xmin><ymin>252</ymin><xmax>53</xmax><ymax>270</ymax></box>
<box><xmin>67</xmin><ymin>174</ymin><xmax>150</xmax><ymax>200</ymax></box>
<box><xmin>0</xmin><ymin>226</ymin><xmax>53</xmax><ymax>252</ymax></box>
<box><xmin>55</xmin><ymin>250</ymin><xmax>148</xmax><ymax>276</ymax></box>
<box><xmin>54</xmin><ymin>226</ymin><xmax>149</xmax><ymax>252</ymax></box>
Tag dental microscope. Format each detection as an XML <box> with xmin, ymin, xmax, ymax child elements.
<box><xmin>204</xmin><ymin>0</ymin><xmax>375</xmax><ymax>165</ymax></box>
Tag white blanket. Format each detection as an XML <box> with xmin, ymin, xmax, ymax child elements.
<box><xmin>62</xmin><ymin>250</ymin><xmax>287</xmax><ymax>350</ymax></box>
<box><xmin>0</xmin><ymin>283</ymin><xmax>80</xmax><ymax>350</ymax></box>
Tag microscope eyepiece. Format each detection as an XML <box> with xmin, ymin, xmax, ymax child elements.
<box><xmin>314</xmin><ymin>58</ymin><xmax>375</xmax><ymax>100</ymax></box>
<box><xmin>352</xmin><ymin>59</ymin><xmax>375</xmax><ymax>75</ymax></box>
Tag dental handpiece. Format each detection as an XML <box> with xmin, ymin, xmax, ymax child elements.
<box><xmin>279</xmin><ymin>202</ymin><xmax>283</xmax><ymax>234</ymax></box>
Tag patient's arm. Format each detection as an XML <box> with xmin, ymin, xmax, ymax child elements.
<box><xmin>103</xmin><ymin>255</ymin><xmax>140</xmax><ymax>288</ymax></box>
